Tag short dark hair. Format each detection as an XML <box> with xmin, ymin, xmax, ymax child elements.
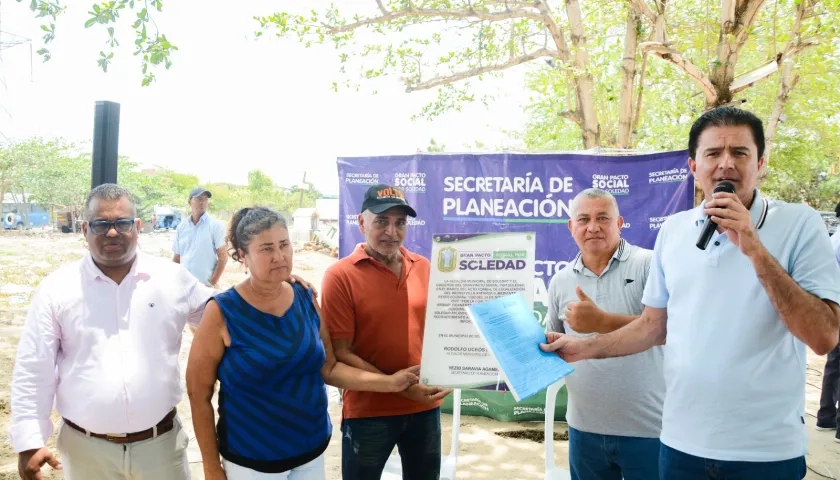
<box><xmin>688</xmin><ymin>107</ymin><xmax>765</xmax><ymax>159</ymax></box>
<box><xmin>84</xmin><ymin>183</ymin><xmax>137</xmax><ymax>221</ymax></box>
<box><xmin>227</xmin><ymin>206</ymin><xmax>288</xmax><ymax>263</ymax></box>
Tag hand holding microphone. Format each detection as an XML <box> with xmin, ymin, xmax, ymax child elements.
<box><xmin>698</xmin><ymin>181</ymin><xmax>763</xmax><ymax>257</ymax></box>
<box><xmin>696</xmin><ymin>181</ymin><xmax>736</xmax><ymax>250</ymax></box>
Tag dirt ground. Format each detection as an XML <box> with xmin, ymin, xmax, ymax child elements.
<box><xmin>0</xmin><ymin>230</ymin><xmax>838</xmax><ymax>479</ymax></box>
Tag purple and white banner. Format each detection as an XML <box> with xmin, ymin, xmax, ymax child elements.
<box><xmin>337</xmin><ymin>151</ymin><xmax>694</xmax><ymax>326</ymax></box>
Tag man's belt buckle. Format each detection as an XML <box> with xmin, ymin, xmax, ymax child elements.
<box><xmin>105</xmin><ymin>433</ymin><xmax>128</xmax><ymax>439</ymax></box>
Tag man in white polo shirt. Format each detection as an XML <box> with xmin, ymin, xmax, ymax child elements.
<box><xmin>546</xmin><ymin>188</ymin><xmax>662</xmax><ymax>480</ymax></box>
<box><xmin>541</xmin><ymin>107</ymin><xmax>840</xmax><ymax>479</ymax></box>
<box><xmin>172</xmin><ymin>187</ymin><xmax>227</xmax><ymax>288</ymax></box>
<box><xmin>10</xmin><ymin>184</ymin><xmax>215</xmax><ymax>480</ymax></box>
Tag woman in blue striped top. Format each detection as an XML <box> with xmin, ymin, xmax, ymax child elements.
<box><xmin>186</xmin><ymin>207</ymin><xmax>420</xmax><ymax>480</ymax></box>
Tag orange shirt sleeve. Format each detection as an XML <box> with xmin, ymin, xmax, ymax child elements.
<box><xmin>320</xmin><ymin>266</ymin><xmax>356</xmax><ymax>340</ymax></box>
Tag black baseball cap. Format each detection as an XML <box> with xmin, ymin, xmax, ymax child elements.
<box><xmin>189</xmin><ymin>187</ymin><xmax>212</xmax><ymax>200</ymax></box>
<box><xmin>361</xmin><ymin>184</ymin><xmax>417</xmax><ymax>217</ymax></box>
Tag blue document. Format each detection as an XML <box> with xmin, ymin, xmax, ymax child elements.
<box><xmin>465</xmin><ymin>293</ymin><xmax>575</xmax><ymax>402</ymax></box>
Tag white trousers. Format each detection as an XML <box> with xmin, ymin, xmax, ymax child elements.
<box><xmin>223</xmin><ymin>454</ymin><xmax>325</xmax><ymax>480</ymax></box>
<box><xmin>56</xmin><ymin>416</ymin><xmax>191</xmax><ymax>480</ymax></box>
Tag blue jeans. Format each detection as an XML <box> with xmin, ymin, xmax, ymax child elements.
<box><xmin>659</xmin><ymin>442</ymin><xmax>807</xmax><ymax>479</ymax></box>
<box><xmin>568</xmin><ymin>426</ymin><xmax>659</xmax><ymax>480</ymax></box>
<box><xmin>341</xmin><ymin>407</ymin><xmax>441</xmax><ymax>480</ymax></box>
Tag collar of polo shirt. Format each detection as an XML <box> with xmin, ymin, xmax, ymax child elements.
<box><xmin>693</xmin><ymin>188</ymin><xmax>768</xmax><ymax>230</ymax></box>
<box><xmin>571</xmin><ymin>238</ymin><xmax>629</xmax><ymax>274</ymax></box>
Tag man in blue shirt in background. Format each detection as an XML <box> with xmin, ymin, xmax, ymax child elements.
<box><xmin>172</xmin><ymin>187</ymin><xmax>227</xmax><ymax>289</ymax></box>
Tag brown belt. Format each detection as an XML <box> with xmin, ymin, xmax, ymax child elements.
<box><xmin>62</xmin><ymin>408</ymin><xmax>177</xmax><ymax>444</ymax></box>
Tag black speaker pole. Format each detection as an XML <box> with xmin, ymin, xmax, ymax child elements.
<box><xmin>91</xmin><ymin>101</ymin><xmax>121</xmax><ymax>188</ymax></box>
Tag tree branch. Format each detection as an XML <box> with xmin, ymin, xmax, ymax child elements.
<box><xmin>485</xmin><ymin>0</ymin><xmax>540</xmax><ymax>7</ymax></box>
<box><xmin>640</xmin><ymin>41</ymin><xmax>717</xmax><ymax>105</ymax></box>
<box><xmin>632</xmin><ymin>51</ymin><xmax>649</xmax><ymax>133</ymax></box>
<box><xmin>326</xmin><ymin>5</ymin><xmax>544</xmax><ymax>34</ymax></box>
<box><xmin>764</xmin><ymin>59</ymin><xmax>798</xmax><ymax>170</ymax></box>
<box><xmin>786</xmin><ymin>39</ymin><xmax>819</xmax><ymax>57</ymax></box>
<box><xmin>406</xmin><ymin>47</ymin><xmax>558</xmax><ymax>91</ymax></box>
<box><xmin>709</xmin><ymin>0</ymin><xmax>766</xmax><ymax>104</ymax></box>
<box><xmin>374</xmin><ymin>0</ymin><xmax>388</xmax><ymax>15</ymax></box>
<box><xmin>558</xmin><ymin>110</ymin><xmax>583</xmax><ymax>126</ymax></box>
<box><xmin>764</xmin><ymin>0</ymin><xmax>813</xmax><ymax>170</ymax></box>
<box><xmin>627</xmin><ymin>0</ymin><xmax>657</xmax><ymax>23</ymax></box>
<box><xmin>533</xmin><ymin>1</ymin><xmax>572</xmax><ymax>62</ymax></box>
<box><xmin>733</xmin><ymin>0</ymin><xmax>767</xmax><ymax>51</ymax></box>
<box><xmin>779</xmin><ymin>0</ymin><xmax>818</xmax><ymax>60</ymax></box>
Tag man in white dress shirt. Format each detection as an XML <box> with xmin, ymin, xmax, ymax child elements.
<box><xmin>10</xmin><ymin>184</ymin><xmax>215</xmax><ymax>480</ymax></box>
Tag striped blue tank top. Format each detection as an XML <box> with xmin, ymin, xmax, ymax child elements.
<box><xmin>213</xmin><ymin>282</ymin><xmax>331</xmax><ymax>473</ymax></box>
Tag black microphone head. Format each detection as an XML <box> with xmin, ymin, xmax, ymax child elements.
<box><xmin>714</xmin><ymin>181</ymin><xmax>736</xmax><ymax>194</ymax></box>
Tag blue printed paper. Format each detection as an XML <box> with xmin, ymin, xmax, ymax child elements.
<box><xmin>466</xmin><ymin>293</ymin><xmax>575</xmax><ymax>402</ymax></box>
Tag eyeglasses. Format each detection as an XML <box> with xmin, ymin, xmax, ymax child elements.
<box><xmin>88</xmin><ymin>218</ymin><xmax>135</xmax><ymax>236</ymax></box>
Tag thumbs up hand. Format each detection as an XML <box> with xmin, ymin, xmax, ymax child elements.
<box><xmin>565</xmin><ymin>286</ymin><xmax>605</xmax><ymax>334</ymax></box>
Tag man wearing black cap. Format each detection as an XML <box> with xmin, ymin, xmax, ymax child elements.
<box><xmin>172</xmin><ymin>187</ymin><xmax>227</xmax><ymax>289</ymax></box>
<box><xmin>321</xmin><ymin>184</ymin><xmax>451</xmax><ymax>480</ymax></box>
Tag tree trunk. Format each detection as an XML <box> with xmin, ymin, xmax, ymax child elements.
<box><xmin>765</xmin><ymin>0</ymin><xmax>807</xmax><ymax>171</ymax></box>
<box><xmin>710</xmin><ymin>0</ymin><xmax>738</xmax><ymax>106</ymax></box>
<box><xmin>19</xmin><ymin>187</ymin><xmax>30</xmax><ymax>227</ymax></box>
<box><xmin>564</xmin><ymin>0</ymin><xmax>600</xmax><ymax>148</ymax></box>
<box><xmin>618</xmin><ymin>8</ymin><xmax>640</xmax><ymax>149</ymax></box>
<box><xmin>71</xmin><ymin>210</ymin><xmax>77</xmax><ymax>233</ymax></box>
<box><xmin>764</xmin><ymin>58</ymin><xmax>797</xmax><ymax>169</ymax></box>
<box><xmin>632</xmin><ymin>52</ymin><xmax>648</xmax><ymax>134</ymax></box>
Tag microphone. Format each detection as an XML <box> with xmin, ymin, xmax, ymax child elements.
<box><xmin>696</xmin><ymin>181</ymin><xmax>736</xmax><ymax>250</ymax></box>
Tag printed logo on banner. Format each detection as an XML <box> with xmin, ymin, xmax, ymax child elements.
<box><xmin>591</xmin><ymin>173</ymin><xmax>630</xmax><ymax>196</ymax></box>
<box><xmin>437</xmin><ymin>247</ymin><xmax>457</xmax><ymax>272</ymax></box>
<box><xmin>393</xmin><ymin>172</ymin><xmax>427</xmax><ymax>193</ymax></box>
<box><xmin>648</xmin><ymin>167</ymin><xmax>689</xmax><ymax>184</ymax></box>
<box><xmin>344</xmin><ymin>172</ymin><xmax>380</xmax><ymax>185</ymax></box>
<box><xmin>456</xmin><ymin>250</ymin><xmax>528</xmax><ymax>271</ymax></box>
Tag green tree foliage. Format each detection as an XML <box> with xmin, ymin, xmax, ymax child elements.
<box><xmin>426</xmin><ymin>138</ymin><xmax>446</xmax><ymax>152</ymax></box>
<box><xmin>0</xmin><ymin>138</ymin><xmax>325</xmax><ymax>226</ymax></box>
<box><xmin>18</xmin><ymin>0</ymin><xmax>177</xmax><ymax>86</ymax></box>
<box><xmin>203</xmin><ymin>182</ymin><xmax>249</xmax><ymax>215</ymax></box>
<box><xmin>20</xmin><ymin>1</ymin><xmax>840</xmax><ymax>207</ymax></box>
<box><xmin>517</xmin><ymin>0</ymin><xmax>840</xmax><ymax>207</ymax></box>
<box><xmin>246</xmin><ymin>169</ymin><xmax>320</xmax><ymax>218</ymax></box>
<box><xmin>118</xmin><ymin>159</ymin><xmax>200</xmax><ymax>219</ymax></box>
<box><xmin>0</xmin><ymin>137</ymin><xmax>71</xmax><ymax>205</ymax></box>
<box><xmin>247</xmin><ymin>169</ymin><xmax>277</xmax><ymax>205</ymax></box>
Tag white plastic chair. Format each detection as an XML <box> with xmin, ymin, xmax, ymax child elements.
<box><xmin>381</xmin><ymin>389</ymin><xmax>461</xmax><ymax>480</ymax></box>
<box><xmin>544</xmin><ymin>380</ymin><xmax>572</xmax><ymax>480</ymax></box>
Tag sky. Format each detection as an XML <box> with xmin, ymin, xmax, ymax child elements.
<box><xmin>0</xmin><ymin>1</ymin><xmax>531</xmax><ymax>195</ymax></box>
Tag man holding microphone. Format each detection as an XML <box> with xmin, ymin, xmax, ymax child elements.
<box><xmin>542</xmin><ymin>107</ymin><xmax>840</xmax><ymax>479</ymax></box>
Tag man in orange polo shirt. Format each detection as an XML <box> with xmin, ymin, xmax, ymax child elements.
<box><xmin>321</xmin><ymin>183</ymin><xmax>452</xmax><ymax>480</ymax></box>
